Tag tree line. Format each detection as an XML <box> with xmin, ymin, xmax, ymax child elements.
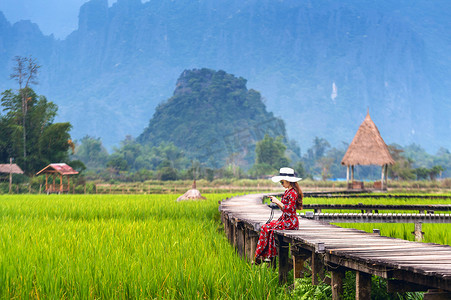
<box><xmin>1</xmin><ymin>57</ymin><xmax>449</xmax><ymax>184</ymax></box>
<box><xmin>70</xmin><ymin>134</ymin><xmax>450</xmax><ymax>183</ymax></box>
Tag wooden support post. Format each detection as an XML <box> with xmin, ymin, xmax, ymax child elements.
<box><xmin>244</xmin><ymin>228</ymin><xmax>252</xmax><ymax>261</ymax></box>
<box><xmin>311</xmin><ymin>253</ymin><xmax>325</xmax><ymax>285</ymax></box>
<box><xmin>278</xmin><ymin>235</ymin><xmax>289</xmax><ymax>285</ymax></box>
<box><xmin>245</xmin><ymin>229</ymin><xmax>258</xmax><ymax>262</ymax></box>
<box><xmin>236</xmin><ymin>223</ymin><xmax>245</xmax><ymax>257</ymax></box>
<box><xmin>413</xmin><ymin>222</ymin><xmax>424</xmax><ymax>242</ymax></box>
<box><xmin>224</xmin><ymin>216</ymin><xmax>230</xmax><ymax>242</ymax></box>
<box><xmin>228</xmin><ymin>218</ymin><xmax>234</xmax><ymax>244</ymax></box>
<box><xmin>381</xmin><ymin>165</ymin><xmax>385</xmax><ymax>190</ymax></box>
<box><xmin>9</xmin><ymin>158</ymin><xmax>12</xmax><ymax>194</ymax></box>
<box><xmin>291</xmin><ymin>248</ymin><xmax>311</xmax><ymax>286</ymax></box>
<box><xmin>250</xmin><ymin>231</ymin><xmax>258</xmax><ymax>261</ymax></box>
<box><xmin>223</xmin><ymin>214</ymin><xmax>229</xmax><ymax>240</ymax></box>
<box><xmin>384</xmin><ymin>165</ymin><xmax>388</xmax><ymax>190</ymax></box>
<box><xmin>293</xmin><ymin>256</ymin><xmax>305</xmax><ymax>280</ymax></box>
<box><xmin>232</xmin><ymin>222</ymin><xmax>237</xmax><ymax>248</ymax></box>
<box><xmin>356</xmin><ymin>271</ymin><xmax>371</xmax><ymax>300</ymax></box>
<box><xmin>330</xmin><ymin>268</ymin><xmax>346</xmax><ymax>300</ymax></box>
<box><xmin>346</xmin><ymin>166</ymin><xmax>349</xmax><ymax>188</ymax></box>
<box><xmin>351</xmin><ymin>165</ymin><xmax>355</xmax><ymax>183</ymax></box>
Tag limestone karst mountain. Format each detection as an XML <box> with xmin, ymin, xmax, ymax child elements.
<box><xmin>0</xmin><ymin>0</ymin><xmax>450</xmax><ymax>152</ymax></box>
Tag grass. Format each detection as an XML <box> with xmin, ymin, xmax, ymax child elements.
<box><xmin>0</xmin><ymin>192</ymin><xmax>448</xmax><ymax>299</ymax></box>
<box><xmin>333</xmin><ymin>223</ymin><xmax>451</xmax><ymax>246</ymax></box>
<box><xmin>0</xmin><ymin>194</ymin><xmax>286</xmax><ymax>299</ymax></box>
<box><xmin>299</xmin><ymin>195</ymin><xmax>451</xmax><ymax>246</ymax></box>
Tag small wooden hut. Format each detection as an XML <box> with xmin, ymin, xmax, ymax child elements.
<box><xmin>0</xmin><ymin>160</ymin><xmax>24</xmax><ymax>193</ymax></box>
<box><xmin>177</xmin><ymin>180</ymin><xmax>206</xmax><ymax>201</ymax></box>
<box><xmin>341</xmin><ymin>111</ymin><xmax>394</xmax><ymax>190</ymax></box>
<box><xmin>36</xmin><ymin>163</ymin><xmax>78</xmax><ymax>193</ymax></box>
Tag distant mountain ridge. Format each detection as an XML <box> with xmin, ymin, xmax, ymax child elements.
<box><xmin>0</xmin><ymin>0</ymin><xmax>450</xmax><ymax>153</ymax></box>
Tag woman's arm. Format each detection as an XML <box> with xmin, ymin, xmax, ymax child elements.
<box><xmin>269</xmin><ymin>196</ymin><xmax>284</xmax><ymax>210</ymax></box>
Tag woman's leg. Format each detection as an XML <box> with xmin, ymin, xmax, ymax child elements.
<box><xmin>254</xmin><ymin>221</ymin><xmax>279</xmax><ymax>259</ymax></box>
<box><xmin>254</xmin><ymin>224</ymin><xmax>270</xmax><ymax>259</ymax></box>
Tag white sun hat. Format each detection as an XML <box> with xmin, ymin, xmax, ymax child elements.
<box><xmin>271</xmin><ymin>167</ymin><xmax>302</xmax><ymax>183</ymax></box>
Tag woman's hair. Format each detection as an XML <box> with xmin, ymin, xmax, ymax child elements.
<box><xmin>290</xmin><ymin>181</ymin><xmax>303</xmax><ymax>210</ymax></box>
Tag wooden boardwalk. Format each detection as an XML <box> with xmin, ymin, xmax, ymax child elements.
<box><xmin>219</xmin><ymin>193</ymin><xmax>451</xmax><ymax>299</ymax></box>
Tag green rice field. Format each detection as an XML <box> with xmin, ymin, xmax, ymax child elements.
<box><xmin>301</xmin><ymin>195</ymin><xmax>451</xmax><ymax>246</ymax></box>
<box><xmin>0</xmin><ymin>194</ymin><xmax>284</xmax><ymax>299</ymax></box>
<box><xmin>0</xmin><ymin>193</ymin><xmax>449</xmax><ymax>299</ymax></box>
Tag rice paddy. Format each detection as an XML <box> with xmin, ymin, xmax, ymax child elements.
<box><xmin>0</xmin><ymin>192</ymin><xmax>449</xmax><ymax>299</ymax></box>
<box><xmin>0</xmin><ymin>194</ymin><xmax>284</xmax><ymax>299</ymax></box>
<box><xmin>301</xmin><ymin>195</ymin><xmax>451</xmax><ymax>245</ymax></box>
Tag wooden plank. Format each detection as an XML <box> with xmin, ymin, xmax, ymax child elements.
<box><xmin>330</xmin><ymin>245</ymin><xmax>450</xmax><ymax>252</ymax></box>
<box><xmin>355</xmin><ymin>254</ymin><xmax>451</xmax><ymax>260</ymax></box>
<box><xmin>289</xmin><ymin>232</ymin><xmax>380</xmax><ymax>236</ymax></box>
<box><xmin>395</xmin><ymin>263</ymin><xmax>451</xmax><ymax>268</ymax></box>
<box><xmin>288</xmin><ymin>238</ymin><xmax>399</xmax><ymax>244</ymax></box>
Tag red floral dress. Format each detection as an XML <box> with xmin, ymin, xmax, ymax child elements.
<box><xmin>255</xmin><ymin>188</ymin><xmax>299</xmax><ymax>259</ymax></box>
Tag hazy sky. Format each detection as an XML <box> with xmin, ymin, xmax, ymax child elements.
<box><xmin>0</xmin><ymin>0</ymin><xmax>120</xmax><ymax>39</ymax></box>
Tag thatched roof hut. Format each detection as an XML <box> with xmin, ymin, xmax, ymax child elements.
<box><xmin>0</xmin><ymin>161</ymin><xmax>24</xmax><ymax>193</ymax></box>
<box><xmin>177</xmin><ymin>181</ymin><xmax>206</xmax><ymax>202</ymax></box>
<box><xmin>341</xmin><ymin>112</ymin><xmax>394</xmax><ymax>190</ymax></box>
<box><xmin>0</xmin><ymin>164</ymin><xmax>23</xmax><ymax>174</ymax></box>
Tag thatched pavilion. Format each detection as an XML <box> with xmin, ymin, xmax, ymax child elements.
<box><xmin>0</xmin><ymin>163</ymin><xmax>23</xmax><ymax>176</ymax></box>
<box><xmin>341</xmin><ymin>111</ymin><xmax>394</xmax><ymax>190</ymax></box>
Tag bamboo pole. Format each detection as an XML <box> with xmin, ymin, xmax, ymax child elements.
<box><xmin>9</xmin><ymin>158</ymin><xmax>12</xmax><ymax>193</ymax></box>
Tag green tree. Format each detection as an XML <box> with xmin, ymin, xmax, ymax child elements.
<box><xmin>107</xmin><ymin>153</ymin><xmax>129</xmax><ymax>172</ymax></box>
<box><xmin>9</xmin><ymin>56</ymin><xmax>40</xmax><ymax>170</ymax></box>
<box><xmin>36</xmin><ymin>122</ymin><xmax>72</xmax><ymax>170</ymax></box>
<box><xmin>415</xmin><ymin>167</ymin><xmax>430</xmax><ymax>180</ymax></box>
<box><xmin>294</xmin><ymin>161</ymin><xmax>308</xmax><ymax>179</ymax></box>
<box><xmin>0</xmin><ymin>88</ymin><xmax>71</xmax><ymax>174</ymax></box>
<box><xmin>312</xmin><ymin>137</ymin><xmax>331</xmax><ymax>159</ymax></box>
<box><xmin>72</xmin><ymin>136</ymin><xmax>109</xmax><ymax>168</ymax></box>
<box><xmin>251</xmin><ymin>134</ymin><xmax>289</xmax><ymax>176</ymax></box>
<box><xmin>302</xmin><ymin>137</ymin><xmax>331</xmax><ymax>178</ymax></box>
<box><xmin>317</xmin><ymin>157</ymin><xmax>334</xmax><ymax>180</ymax></box>
<box><xmin>158</xmin><ymin>166</ymin><xmax>177</xmax><ymax>181</ymax></box>
<box><xmin>388</xmin><ymin>145</ymin><xmax>415</xmax><ymax>180</ymax></box>
<box><xmin>429</xmin><ymin>165</ymin><xmax>444</xmax><ymax>180</ymax></box>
